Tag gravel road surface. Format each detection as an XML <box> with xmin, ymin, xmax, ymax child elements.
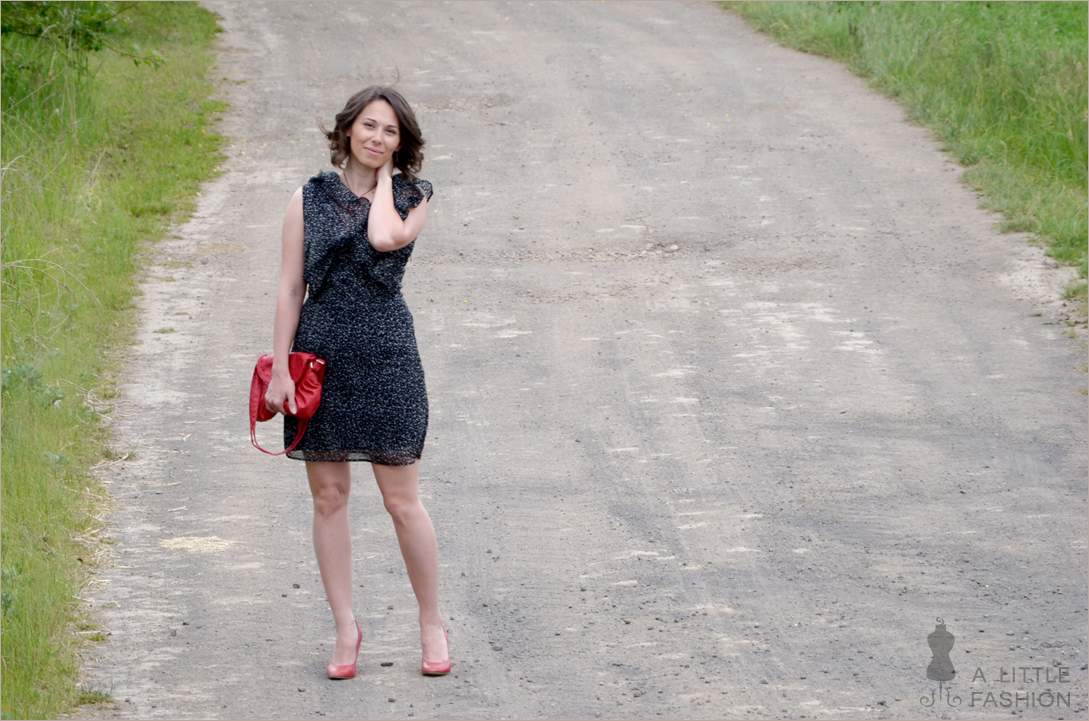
<box><xmin>80</xmin><ymin>2</ymin><xmax>1087</xmax><ymax>719</ymax></box>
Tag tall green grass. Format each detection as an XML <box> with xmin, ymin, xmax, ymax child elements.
<box><xmin>725</xmin><ymin>1</ymin><xmax>1088</xmax><ymax>295</ymax></box>
<box><xmin>1</xmin><ymin>4</ymin><xmax>225</xmax><ymax>717</ymax></box>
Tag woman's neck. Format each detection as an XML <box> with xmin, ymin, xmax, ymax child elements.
<box><xmin>341</xmin><ymin>162</ymin><xmax>378</xmax><ymax>197</ymax></box>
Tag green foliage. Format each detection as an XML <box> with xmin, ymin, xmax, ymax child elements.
<box><xmin>1</xmin><ymin>3</ymin><xmax>225</xmax><ymax>717</ymax></box>
<box><xmin>76</xmin><ymin>687</ymin><xmax>113</xmax><ymax>705</ymax></box>
<box><xmin>1</xmin><ymin>1</ymin><xmax>162</xmax><ymax>78</ymax></box>
<box><xmin>1</xmin><ymin>2</ymin><xmax>125</xmax><ymax>52</ymax></box>
<box><xmin>725</xmin><ymin>1</ymin><xmax>1088</xmax><ymax>285</ymax></box>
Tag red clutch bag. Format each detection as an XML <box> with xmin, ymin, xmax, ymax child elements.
<box><xmin>249</xmin><ymin>352</ymin><xmax>326</xmax><ymax>455</ymax></box>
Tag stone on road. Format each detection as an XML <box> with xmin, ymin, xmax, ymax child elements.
<box><xmin>80</xmin><ymin>2</ymin><xmax>1087</xmax><ymax>719</ymax></box>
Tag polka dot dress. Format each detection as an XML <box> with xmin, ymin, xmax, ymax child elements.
<box><xmin>285</xmin><ymin>171</ymin><xmax>433</xmax><ymax>465</ymax></box>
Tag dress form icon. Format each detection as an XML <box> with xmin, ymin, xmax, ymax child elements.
<box><xmin>921</xmin><ymin>618</ymin><xmax>960</xmax><ymax>707</ymax></box>
<box><xmin>926</xmin><ymin>618</ymin><xmax>955</xmax><ymax>681</ymax></box>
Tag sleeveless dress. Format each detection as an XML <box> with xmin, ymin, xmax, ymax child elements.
<box><xmin>285</xmin><ymin>171</ymin><xmax>432</xmax><ymax>465</ymax></box>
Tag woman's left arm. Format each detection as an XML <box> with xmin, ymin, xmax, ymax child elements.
<box><xmin>368</xmin><ymin>159</ymin><xmax>427</xmax><ymax>252</ymax></box>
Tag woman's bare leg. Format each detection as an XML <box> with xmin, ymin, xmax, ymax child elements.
<box><xmin>372</xmin><ymin>461</ymin><xmax>448</xmax><ymax>663</ymax></box>
<box><xmin>306</xmin><ymin>461</ymin><xmax>359</xmax><ymax>666</ymax></box>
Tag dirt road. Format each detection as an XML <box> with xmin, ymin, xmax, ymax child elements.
<box><xmin>80</xmin><ymin>2</ymin><xmax>1087</xmax><ymax>719</ymax></box>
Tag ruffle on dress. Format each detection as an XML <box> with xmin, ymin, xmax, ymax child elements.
<box><xmin>302</xmin><ymin>171</ymin><xmax>432</xmax><ymax>299</ymax></box>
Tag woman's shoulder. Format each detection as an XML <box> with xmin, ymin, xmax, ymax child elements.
<box><xmin>304</xmin><ymin>170</ymin><xmax>359</xmax><ymax>208</ymax></box>
<box><xmin>393</xmin><ymin>173</ymin><xmax>433</xmax><ymax>202</ymax></box>
<box><xmin>305</xmin><ymin>170</ymin><xmax>338</xmax><ymax>189</ymax></box>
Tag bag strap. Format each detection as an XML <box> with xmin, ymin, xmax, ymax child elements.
<box><xmin>251</xmin><ymin>416</ymin><xmax>309</xmax><ymax>456</ymax></box>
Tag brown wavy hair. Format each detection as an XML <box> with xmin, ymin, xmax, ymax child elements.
<box><xmin>320</xmin><ymin>86</ymin><xmax>425</xmax><ymax>181</ymax></box>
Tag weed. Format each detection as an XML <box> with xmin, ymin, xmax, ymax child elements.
<box><xmin>43</xmin><ymin>452</ymin><xmax>70</xmax><ymax>465</ymax></box>
<box><xmin>101</xmin><ymin>447</ymin><xmax>137</xmax><ymax>461</ymax></box>
<box><xmin>76</xmin><ymin>687</ymin><xmax>113</xmax><ymax>706</ymax></box>
<box><xmin>1</xmin><ymin>364</ymin><xmax>42</xmax><ymax>392</ymax></box>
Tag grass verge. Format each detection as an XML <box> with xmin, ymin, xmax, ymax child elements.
<box><xmin>723</xmin><ymin>1</ymin><xmax>1088</xmax><ymax>306</ymax></box>
<box><xmin>1</xmin><ymin>3</ymin><xmax>225</xmax><ymax>717</ymax></box>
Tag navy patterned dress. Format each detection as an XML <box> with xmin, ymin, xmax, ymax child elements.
<box><xmin>285</xmin><ymin>171</ymin><xmax>432</xmax><ymax>465</ymax></box>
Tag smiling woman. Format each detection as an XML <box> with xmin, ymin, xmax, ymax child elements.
<box><xmin>322</xmin><ymin>86</ymin><xmax>425</xmax><ymax>180</ymax></box>
<box><xmin>261</xmin><ymin>85</ymin><xmax>451</xmax><ymax>680</ymax></box>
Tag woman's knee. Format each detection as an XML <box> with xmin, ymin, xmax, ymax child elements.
<box><xmin>313</xmin><ymin>484</ymin><xmax>349</xmax><ymax>516</ymax></box>
<box><xmin>308</xmin><ymin>463</ymin><xmax>351</xmax><ymax>516</ymax></box>
<box><xmin>383</xmin><ymin>493</ymin><xmax>422</xmax><ymax>525</ymax></box>
<box><xmin>373</xmin><ymin>462</ymin><xmax>421</xmax><ymax>523</ymax></box>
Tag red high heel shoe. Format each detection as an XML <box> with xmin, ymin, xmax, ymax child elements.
<box><xmin>420</xmin><ymin>627</ymin><xmax>451</xmax><ymax>676</ymax></box>
<box><xmin>327</xmin><ymin>621</ymin><xmax>362</xmax><ymax>679</ymax></box>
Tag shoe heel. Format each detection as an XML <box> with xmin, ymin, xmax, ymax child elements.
<box><xmin>421</xmin><ymin>627</ymin><xmax>451</xmax><ymax>676</ymax></box>
<box><xmin>328</xmin><ymin>621</ymin><xmax>362</xmax><ymax>679</ymax></box>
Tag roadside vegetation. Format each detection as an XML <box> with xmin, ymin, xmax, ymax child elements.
<box><xmin>1</xmin><ymin>3</ymin><xmax>225</xmax><ymax>717</ymax></box>
<box><xmin>724</xmin><ymin>1</ymin><xmax>1088</xmax><ymax>309</ymax></box>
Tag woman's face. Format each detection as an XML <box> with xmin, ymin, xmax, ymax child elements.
<box><xmin>346</xmin><ymin>100</ymin><xmax>401</xmax><ymax>170</ymax></box>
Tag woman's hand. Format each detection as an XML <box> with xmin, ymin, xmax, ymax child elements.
<box><xmin>366</xmin><ymin>170</ymin><xmax>428</xmax><ymax>253</ymax></box>
<box><xmin>378</xmin><ymin>156</ymin><xmax>395</xmax><ymax>182</ymax></box>
<box><xmin>265</xmin><ymin>370</ymin><xmax>298</xmax><ymax>416</ymax></box>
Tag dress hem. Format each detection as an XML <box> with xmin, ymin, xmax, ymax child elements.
<box><xmin>284</xmin><ymin>449</ymin><xmax>423</xmax><ymax>466</ymax></box>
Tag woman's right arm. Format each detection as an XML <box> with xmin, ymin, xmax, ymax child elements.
<box><xmin>265</xmin><ymin>187</ymin><xmax>306</xmax><ymax>416</ymax></box>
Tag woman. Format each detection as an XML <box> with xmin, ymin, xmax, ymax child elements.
<box><xmin>264</xmin><ymin>86</ymin><xmax>449</xmax><ymax>679</ymax></box>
